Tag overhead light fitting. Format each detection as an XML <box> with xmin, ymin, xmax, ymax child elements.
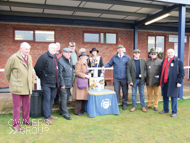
<box><xmin>145</xmin><ymin>13</ymin><xmax>170</xmax><ymax>25</ymax></box>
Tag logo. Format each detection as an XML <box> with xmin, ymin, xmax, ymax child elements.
<box><xmin>8</xmin><ymin>119</ymin><xmax>49</xmax><ymax>134</ymax></box>
<box><xmin>101</xmin><ymin>99</ymin><xmax>111</xmax><ymax>109</ymax></box>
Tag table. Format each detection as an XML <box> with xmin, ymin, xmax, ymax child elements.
<box><xmin>87</xmin><ymin>89</ymin><xmax>119</xmax><ymax>117</ymax></box>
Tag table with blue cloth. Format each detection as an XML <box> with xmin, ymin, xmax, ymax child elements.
<box><xmin>87</xmin><ymin>89</ymin><xmax>120</xmax><ymax>117</ymax></box>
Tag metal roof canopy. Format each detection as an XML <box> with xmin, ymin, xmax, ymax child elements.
<box><xmin>0</xmin><ymin>0</ymin><xmax>190</xmax><ymax>32</ymax></box>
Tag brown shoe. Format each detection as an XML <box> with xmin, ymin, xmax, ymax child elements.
<box><xmin>13</xmin><ymin>125</ymin><xmax>24</xmax><ymax>131</ymax></box>
<box><xmin>145</xmin><ymin>106</ymin><xmax>152</xmax><ymax>109</ymax></box>
<box><xmin>141</xmin><ymin>107</ymin><xmax>147</xmax><ymax>112</ymax></box>
<box><xmin>50</xmin><ymin>116</ymin><xmax>58</xmax><ymax>120</ymax></box>
<box><xmin>154</xmin><ymin>107</ymin><xmax>158</xmax><ymax>111</ymax></box>
<box><xmin>68</xmin><ymin>101</ymin><xmax>72</xmax><ymax>104</ymax></box>
<box><xmin>45</xmin><ymin>119</ymin><xmax>52</xmax><ymax>125</ymax></box>
<box><xmin>159</xmin><ymin>110</ymin><xmax>168</xmax><ymax>114</ymax></box>
<box><xmin>171</xmin><ymin>114</ymin><xmax>177</xmax><ymax>117</ymax></box>
<box><xmin>130</xmin><ymin>107</ymin><xmax>136</xmax><ymax>112</ymax></box>
<box><xmin>23</xmin><ymin>122</ymin><xmax>36</xmax><ymax>126</ymax></box>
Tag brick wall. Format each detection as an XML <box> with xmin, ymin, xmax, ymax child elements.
<box><xmin>0</xmin><ymin>23</ymin><xmax>189</xmax><ymax>88</ymax></box>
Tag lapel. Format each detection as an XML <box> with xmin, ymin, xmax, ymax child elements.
<box><xmin>131</xmin><ymin>59</ymin><xmax>136</xmax><ymax>73</ymax></box>
<box><xmin>16</xmin><ymin>51</ymin><xmax>28</xmax><ymax>69</ymax></box>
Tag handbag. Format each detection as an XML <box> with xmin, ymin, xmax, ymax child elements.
<box><xmin>77</xmin><ymin>65</ymin><xmax>88</xmax><ymax>89</ymax></box>
<box><xmin>77</xmin><ymin>77</ymin><xmax>88</xmax><ymax>89</ymax></box>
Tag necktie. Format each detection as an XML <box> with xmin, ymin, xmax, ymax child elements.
<box><xmin>54</xmin><ymin>56</ymin><xmax>59</xmax><ymax>87</ymax></box>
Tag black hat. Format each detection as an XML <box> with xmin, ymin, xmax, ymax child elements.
<box><xmin>90</xmin><ymin>48</ymin><xmax>99</xmax><ymax>54</ymax></box>
<box><xmin>79</xmin><ymin>52</ymin><xmax>89</xmax><ymax>58</ymax></box>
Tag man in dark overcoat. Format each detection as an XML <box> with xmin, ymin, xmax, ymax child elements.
<box><xmin>159</xmin><ymin>49</ymin><xmax>185</xmax><ymax>117</ymax></box>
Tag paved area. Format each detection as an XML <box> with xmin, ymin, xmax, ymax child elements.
<box><xmin>0</xmin><ymin>83</ymin><xmax>190</xmax><ymax>114</ymax></box>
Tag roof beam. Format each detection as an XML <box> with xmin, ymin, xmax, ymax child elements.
<box><xmin>0</xmin><ymin>10</ymin><xmax>134</xmax><ymax>23</ymax></box>
<box><xmin>135</xmin><ymin>4</ymin><xmax>179</xmax><ymax>26</ymax></box>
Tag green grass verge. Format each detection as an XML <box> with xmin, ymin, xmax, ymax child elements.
<box><xmin>0</xmin><ymin>99</ymin><xmax>190</xmax><ymax>143</ymax></box>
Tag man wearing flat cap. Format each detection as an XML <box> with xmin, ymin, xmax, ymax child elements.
<box><xmin>102</xmin><ymin>45</ymin><xmax>130</xmax><ymax>110</ymax></box>
<box><xmin>127</xmin><ymin>49</ymin><xmax>147</xmax><ymax>112</ymax></box>
<box><xmin>68</xmin><ymin>42</ymin><xmax>78</xmax><ymax>104</ymax></box>
<box><xmin>58</xmin><ymin>48</ymin><xmax>74</xmax><ymax>120</ymax></box>
<box><xmin>145</xmin><ymin>48</ymin><xmax>162</xmax><ymax>111</ymax></box>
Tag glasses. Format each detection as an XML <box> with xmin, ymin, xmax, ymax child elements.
<box><xmin>150</xmin><ymin>53</ymin><xmax>157</xmax><ymax>55</ymax></box>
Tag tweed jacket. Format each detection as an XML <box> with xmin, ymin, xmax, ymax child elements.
<box><xmin>127</xmin><ymin>58</ymin><xmax>146</xmax><ymax>85</ymax></box>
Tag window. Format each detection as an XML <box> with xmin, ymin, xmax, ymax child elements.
<box><xmin>148</xmin><ymin>36</ymin><xmax>165</xmax><ymax>59</ymax></box>
<box><xmin>84</xmin><ymin>32</ymin><xmax>117</xmax><ymax>44</ymax></box>
<box><xmin>14</xmin><ymin>29</ymin><xmax>55</xmax><ymax>42</ymax></box>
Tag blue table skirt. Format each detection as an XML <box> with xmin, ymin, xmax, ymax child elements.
<box><xmin>87</xmin><ymin>89</ymin><xmax>120</xmax><ymax>117</ymax></box>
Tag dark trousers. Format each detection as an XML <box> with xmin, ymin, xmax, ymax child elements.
<box><xmin>74</xmin><ymin>100</ymin><xmax>86</xmax><ymax>115</ymax></box>
<box><xmin>59</xmin><ymin>88</ymin><xmax>70</xmax><ymax>116</ymax></box>
<box><xmin>113</xmin><ymin>78</ymin><xmax>128</xmax><ymax>105</ymax></box>
<box><xmin>12</xmin><ymin>94</ymin><xmax>30</xmax><ymax>127</ymax></box>
<box><xmin>162</xmin><ymin>82</ymin><xmax>178</xmax><ymax>114</ymax></box>
<box><xmin>42</xmin><ymin>86</ymin><xmax>58</xmax><ymax>119</ymax></box>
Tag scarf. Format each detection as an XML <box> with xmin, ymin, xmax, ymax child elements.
<box><xmin>160</xmin><ymin>56</ymin><xmax>174</xmax><ymax>87</ymax></box>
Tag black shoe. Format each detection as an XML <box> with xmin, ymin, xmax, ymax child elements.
<box><xmin>63</xmin><ymin>115</ymin><xmax>72</xmax><ymax>120</ymax></box>
<box><xmin>75</xmin><ymin>113</ymin><xmax>83</xmax><ymax>116</ymax></box>
<box><xmin>122</xmin><ymin>105</ymin><xmax>127</xmax><ymax>110</ymax></box>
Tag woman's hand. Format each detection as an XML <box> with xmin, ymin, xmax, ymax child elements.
<box><xmin>85</xmin><ymin>74</ymin><xmax>91</xmax><ymax>79</ymax></box>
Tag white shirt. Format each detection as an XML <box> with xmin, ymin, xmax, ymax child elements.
<box><xmin>118</xmin><ymin>53</ymin><xmax>124</xmax><ymax>58</ymax></box>
<box><xmin>21</xmin><ymin>51</ymin><xmax>27</xmax><ymax>60</ymax></box>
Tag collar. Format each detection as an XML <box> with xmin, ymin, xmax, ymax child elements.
<box><xmin>134</xmin><ymin>57</ymin><xmax>139</xmax><ymax>60</ymax></box>
<box><xmin>20</xmin><ymin>51</ymin><xmax>27</xmax><ymax>60</ymax></box>
<box><xmin>118</xmin><ymin>53</ymin><xmax>124</xmax><ymax>58</ymax></box>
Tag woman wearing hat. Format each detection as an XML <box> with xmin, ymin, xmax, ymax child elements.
<box><xmin>73</xmin><ymin>51</ymin><xmax>91</xmax><ymax>115</ymax></box>
<box><xmin>88</xmin><ymin>48</ymin><xmax>104</xmax><ymax>77</ymax></box>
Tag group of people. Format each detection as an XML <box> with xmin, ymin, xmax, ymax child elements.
<box><xmin>4</xmin><ymin>42</ymin><xmax>185</xmax><ymax>131</ymax></box>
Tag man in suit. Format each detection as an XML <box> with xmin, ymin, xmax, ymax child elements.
<box><xmin>127</xmin><ymin>49</ymin><xmax>147</xmax><ymax>112</ymax></box>
<box><xmin>4</xmin><ymin>42</ymin><xmax>35</xmax><ymax>131</ymax></box>
<box><xmin>58</xmin><ymin>48</ymin><xmax>74</xmax><ymax>120</ymax></box>
<box><xmin>159</xmin><ymin>49</ymin><xmax>185</xmax><ymax>117</ymax></box>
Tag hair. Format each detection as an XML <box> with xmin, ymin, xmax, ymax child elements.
<box><xmin>20</xmin><ymin>42</ymin><xmax>31</xmax><ymax>48</ymax></box>
<box><xmin>79</xmin><ymin>48</ymin><xmax>86</xmax><ymax>54</ymax></box>
<box><xmin>55</xmin><ymin>42</ymin><xmax>60</xmax><ymax>46</ymax></box>
<box><xmin>48</xmin><ymin>43</ymin><xmax>57</xmax><ymax>50</ymax></box>
<box><xmin>167</xmin><ymin>49</ymin><xmax>175</xmax><ymax>54</ymax></box>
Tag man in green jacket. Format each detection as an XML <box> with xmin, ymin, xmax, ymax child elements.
<box><xmin>145</xmin><ymin>48</ymin><xmax>162</xmax><ymax>111</ymax></box>
<box><xmin>127</xmin><ymin>49</ymin><xmax>147</xmax><ymax>112</ymax></box>
<box><xmin>4</xmin><ymin>42</ymin><xmax>35</xmax><ymax>131</ymax></box>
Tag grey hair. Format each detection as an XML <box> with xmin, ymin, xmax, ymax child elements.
<box><xmin>56</xmin><ymin>42</ymin><xmax>60</xmax><ymax>46</ymax></box>
<box><xmin>167</xmin><ymin>49</ymin><xmax>175</xmax><ymax>54</ymax></box>
<box><xmin>79</xmin><ymin>48</ymin><xmax>86</xmax><ymax>54</ymax></box>
<box><xmin>20</xmin><ymin>42</ymin><xmax>31</xmax><ymax>48</ymax></box>
<box><xmin>48</xmin><ymin>43</ymin><xmax>57</xmax><ymax>50</ymax></box>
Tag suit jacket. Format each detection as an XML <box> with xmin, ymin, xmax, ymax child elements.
<box><xmin>127</xmin><ymin>58</ymin><xmax>146</xmax><ymax>85</ymax></box>
<box><xmin>4</xmin><ymin>50</ymin><xmax>33</xmax><ymax>95</ymax></box>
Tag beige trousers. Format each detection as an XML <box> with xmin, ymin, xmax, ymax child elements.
<box><xmin>146</xmin><ymin>86</ymin><xmax>160</xmax><ymax>107</ymax></box>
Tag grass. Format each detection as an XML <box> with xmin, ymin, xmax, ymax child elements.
<box><xmin>0</xmin><ymin>99</ymin><xmax>190</xmax><ymax>143</ymax></box>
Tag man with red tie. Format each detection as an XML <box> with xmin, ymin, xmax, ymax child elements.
<box><xmin>5</xmin><ymin>42</ymin><xmax>35</xmax><ymax>131</ymax></box>
<box><xmin>34</xmin><ymin>43</ymin><xmax>59</xmax><ymax>125</ymax></box>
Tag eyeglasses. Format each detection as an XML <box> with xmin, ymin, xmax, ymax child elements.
<box><xmin>150</xmin><ymin>53</ymin><xmax>157</xmax><ymax>55</ymax></box>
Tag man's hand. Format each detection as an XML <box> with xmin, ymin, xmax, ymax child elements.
<box><xmin>102</xmin><ymin>67</ymin><xmax>105</xmax><ymax>72</ymax></box>
<box><xmin>130</xmin><ymin>82</ymin><xmax>133</xmax><ymax>86</ymax></box>
<box><xmin>177</xmin><ymin>83</ymin><xmax>181</xmax><ymax>87</ymax></box>
<box><xmin>61</xmin><ymin>86</ymin><xmax>65</xmax><ymax>89</ymax></box>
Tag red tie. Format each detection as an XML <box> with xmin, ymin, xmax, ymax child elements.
<box><xmin>54</xmin><ymin>56</ymin><xmax>59</xmax><ymax>87</ymax></box>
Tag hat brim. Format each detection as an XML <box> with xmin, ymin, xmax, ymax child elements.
<box><xmin>90</xmin><ymin>50</ymin><xmax>99</xmax><ymax>54</ymax></box>
<box><xmin>79</xmin><ymin>54</ymin><xmax>89</xmax><ymax>58</ymax></box>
